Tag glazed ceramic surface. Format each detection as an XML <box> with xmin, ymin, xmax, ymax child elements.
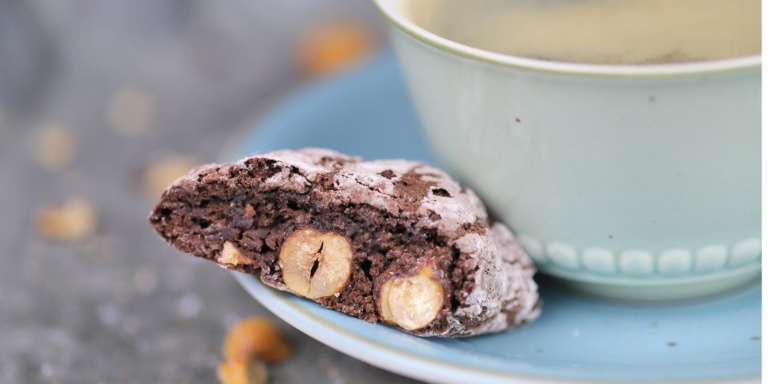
<box><xmin>223</xmin><ymin>53</ymin><xmax>761</xmax><ymax>382</ymax></box>
<box><xmin>374</xmin><ymin>0</ymin><xmax>761</xmax><ymax>300</ymax></box>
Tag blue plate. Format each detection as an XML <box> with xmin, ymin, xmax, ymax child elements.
<box><xmin>225</xmin><ymin>53</ymin><xmax>761</xmax><ymax>384</ymax></box>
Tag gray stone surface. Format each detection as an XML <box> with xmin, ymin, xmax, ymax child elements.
<box><xmin>0</xmin><ymin>1</ymin><xmax>422</xmax><ymax>383</ymax></box>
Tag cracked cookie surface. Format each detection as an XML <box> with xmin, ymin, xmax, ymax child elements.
<box><xmin>149</xmin><ymin>148</ymin><xmax>540</xmax><ymax>336</ymax></box>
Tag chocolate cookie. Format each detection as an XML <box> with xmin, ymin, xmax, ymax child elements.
<box><xmin>149</xmin><ymin>148</ymin><xmax>540</xmax><ymax>336</ymax></box>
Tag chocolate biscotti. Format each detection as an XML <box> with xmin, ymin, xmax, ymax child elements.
<box><xmin>149</xmin><ymin>148</ymin><xmax>540</xmax><ymax>336</ymax></box>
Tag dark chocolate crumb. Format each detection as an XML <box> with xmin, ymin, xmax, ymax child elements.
<box><xmin>379</xmin><ymin>169</ymin><xmax>396</xmax><ymax>179</ymax></box>
<box><xmin>431</xmin><ymin>188</ymin><xmax>451</xmax><ymax>198</ymax></box>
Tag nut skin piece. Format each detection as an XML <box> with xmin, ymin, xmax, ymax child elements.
<box><xmin>218</xmin><ymin>241</ymin><xmax>251</xmax><ymax>266</ymax></box>
<box><xmin>217</xmin><ymin>357</ymin><xmax>268</xmax><ymax>384</ymax></box>
<box><xmin>278</xmin><ymin>229</ymin><xmax>353</xmax><ymax>299</ymax></box>
<box><xmin>380</xmin><ymin>266</ymin><xmax>445</xmax><ymax>331</ymax></box>
<box><xmin>223</xmin><ymin>316</ymin><xmax>291</xmax><ymax>363</ymax></box>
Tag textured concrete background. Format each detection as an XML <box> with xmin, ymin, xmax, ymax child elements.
<box><xmin>0</xmin><ymin>1</ymin><xmax>421</xmax><ymax>382</ymax></box>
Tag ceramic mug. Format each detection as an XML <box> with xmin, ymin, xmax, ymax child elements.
<box><xmin>374</xmin><ymin>0</ymin><xmax>761</xmax><ymax>300</ymax></box>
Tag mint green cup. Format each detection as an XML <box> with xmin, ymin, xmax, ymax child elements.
<box><xmin>374</xmin><ymin>0</ymin><xmax>761</xmax><ymax>301</ymax></box>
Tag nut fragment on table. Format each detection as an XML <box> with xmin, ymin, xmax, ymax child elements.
<box><xmin>107</xmin><ymin>87</ymin><xmax>155</xmax><ymax>136</ymax></box>
<box><xmin>380</xmin><ymin>266</ymin><xmax>445</xmax><ymax>331</ymax></box>
<box><xmin>297</xmin><ymin>21</ymin><xmax>376</xmax><ymax>76</ymax></box>
<box><xmin>33</xmin><ymin>124</ymin><xmax>78</xmax><ymax>171</ymax></box>
<box><xmin>223</xmin><ymin>316</ymin><xmax>291</xmax><ymax>363</ymax></box>
<box><xmin>217</xmin><ymin>357</ymin><xmax>268</xmax><ymax>384</ymax></box>
<box><xmin>278</xmin><ymin>229</ymin><xmax>353</xmax><ymax>299</ymax></box>
<box><xmin>35</xmin><ymin>198</ymin><xmax>97</xmax><ymax>242</ymax></box>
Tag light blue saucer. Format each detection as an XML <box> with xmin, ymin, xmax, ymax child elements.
<box><xmin>225</xmin><ymin>53</ymin><xmax>761</xmax><ymax>384</ymax></box>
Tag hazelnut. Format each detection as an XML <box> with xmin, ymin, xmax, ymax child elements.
<box><xmin>218</xmin><ymin>241</ymin><xmax>251</xmax><ymax>266</ymax></box>
<box><xmin>217</xmin><ymin>357</ymin><xmax>268</xmax><ymax>384</ymax></box>
<box><xmin>35</xmin><ymin>198</ymin><xmax>97</xmax><ymax>242</ymax></box>
<box><xmin>33</xmin><ymin>124</ymin><xmax>78</xmax><ymax>171</ymax></box>
<box><xmin>243</xmin><ymin>204</ymin><xmax>256</xmax><ymax>218</ymax></box>
<box><xmin>223</xmin><ymin>316</ymin><xmax>291</xmax><ymax>363</ymax></box>
<box><xmin>297</xmin><ymin>21</ymin><xmax>376</xmax><ymax>77</ymax></box>
<box><xmin>380</xmin><ymin>266</ymin><xmax>444</xmax><ymax>331</ymax></box>
<box><xmin>278</xmin><ymin>229</ymin><xmax>353</xmax><ymax>299</ymax></box>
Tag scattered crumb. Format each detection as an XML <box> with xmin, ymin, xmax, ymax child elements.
<box><xmin>667</xmin><ymin>342</ymin><xmax>676</xmax><ymax>347</ymax></box>
<box><xmin>217</xmin><ymin>357</ymin><xmax>268</xmax><ymax>384</ymax></box>
<box><xmin>223</xmin><ymin>316</ymin><xmax>291</xmax><ymax>363</ymax></box>
<box><xmin>33</xmin><ymin>124</ymin><xmax>78</xmax><ymax>171</ymax></box>
<box><xmin>750</xmin><ymin>336</ymin><xmax>760</xmax><ymax>341</ymax></box>
<box><xmin>107</xmin><ymin>88</ymin><xmax>155</xmax><ymax>136</ymax></box>
<box><xmin>297</xmin><ymin>21</ymin><xmax>376</xmax><ymax>77</ymax></box>
<box><xmin>35</xmin><ymin>198</ymin><xmax>97</xmax><ymax>242</ymax></box>
<box><xmin>218</xmin><ymin>316</ymin><xmax>291</xmax><ymax>383</ymax></box>
<box><xmin>143</xmin><ymin>156</ymin><xmax>199</xmax><ymax>197</ymax></box>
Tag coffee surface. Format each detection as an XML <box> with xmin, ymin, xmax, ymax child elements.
<box><xmin>405</xmin><ymin>0</ymin><xmax>761</xmax><ymax>65</ymax></box>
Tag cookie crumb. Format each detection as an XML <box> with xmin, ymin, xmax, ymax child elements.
<box><xmin>217</xmin><ymin>357</ymin><xmax>268</xmax><ymax>384</ymax></box>
<box><xmin>107</xmin><ymin>88</ymin><xmax>155</xmax><ymax>136</ymax></box>
<box><xmin>223</xmin><ymin>316</ymin><xmax>291</xmax><ymax>363</ymax></box>
<box><xmin>33</xmin><ymin>124</ymin><xmax>78</xmax><ymax>171</ymax></box>
<box><xmin>35</xmin><ymin>198</ymin><xmax>97</xmax><ymax>242</ymax></box>
<box><xmin>297</xmin><ymin>21</ymin><xmax>376</xmax><ymax>77</ymax></box>
<box><xmin>218</xmin><ymin>316</ymin><xmax>291</xmax><ymax>384</ymax></box>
